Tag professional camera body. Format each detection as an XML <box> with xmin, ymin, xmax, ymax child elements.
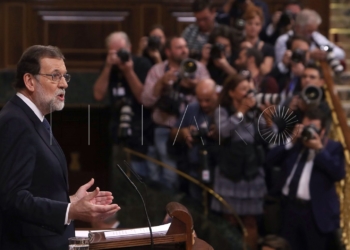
<box><xmin>117</xmin><ymin>98</ymin><xmax>134</xmax><ymax>139</ymax></box>
<box><xmin>300</xmin><ymin>85</ymin><xmax>323</xmax><ymax>108</ymax></box>
<box><xmin>319</xmin><ymin>45</ymin><xmax>344</xmax><ymax>74</ymax></box>
<box><xmin>147</xmin><ymin>36</ymin><xmax>161</xmax><ymax>51</ymax></box>
<box><xmin>291</xmin><ymin>49</ymin><xmax>306</xmax><ymax>64</ymax></box>
<box><xmin>210</xmin><ymin>43</ymin><xmax>225</xmax><ymax>60</ymax></box>
<box><xmin>301</xmin><ymin>124</ymin><xmax>319</xmax><ymax>141</ymax></box>
<box><xmin>277</xmin><ymin>10</ymin><xmax>296</xmax><ymax>30</ymax></box>
<box><xmin>117</xmin><ymin>48</ymin><xmax>131</xmax><ymax>63</ymax></box>
<box><xmin>156</xmin><ymin>59</ymin><xmax>198</xmax><ymax>115</ymax></box>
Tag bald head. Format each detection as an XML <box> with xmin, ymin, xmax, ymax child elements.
<box><xmin>195</xmin><ymin>78</ymin><xmax>218</xmax><ymax>114</ymax></box>
<box><xmin>196</xmin><ymin>78</ymin><xmax>216</xmax><ymax>96</ymax></box>
<box><xmin>105</xmin><ymin>32</ymin><xmax>131</xmax><ymax>51</ymax></box>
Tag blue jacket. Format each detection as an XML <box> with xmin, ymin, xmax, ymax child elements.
<box><xmin>266</xmin><ymin>140</ymin><xmax>345</xmax><ymax>233</ymax></box>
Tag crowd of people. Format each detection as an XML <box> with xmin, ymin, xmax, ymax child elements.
<box><xmin>92</xmin><ymin>0</ymin><xmax>346</xmax><ymax>250</ymax></box>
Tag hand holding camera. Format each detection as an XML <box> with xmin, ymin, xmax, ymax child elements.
<box><xmin>237</xmin><ymin>90</ymin><xmax>257</xmax><ymax>114</ymax></box>
<box><xmin>302</xmin><ymin>126</ymin><xmax>323</xmax><ymax>150</ymax></box>
<box><xmin>106</xmin><ymin>50</ymin><xmax>119</xmax><ymax>67</ymax></box>
<box><xmin>282</xmin><ymin>50</ymin><xmax>292</xmax><ymax>67</ymax></box>
<box><xmin>310</xmin><ymin>48</ymin><xmax>327</xmax><ymax>61</ymax></box>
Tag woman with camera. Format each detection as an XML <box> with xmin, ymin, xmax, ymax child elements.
<box><xmin>240</xmin><ymin>5</ymin><xmax>275</xmax><ymax>75</ymax></box>
<box><xmin>137</xmin><ymin>25</ymin><xmax>167</xmax><ymax>65</ymax></box>
<box><xmin>211</xmin><ymin>73</ymin><xmax>267</xmax><ymax>249</ymax></box>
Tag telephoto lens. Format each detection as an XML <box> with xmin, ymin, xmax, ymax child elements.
<box><xmin>117</xmin><ymin>48</ymin><xmax>131</xmax><ymax>63</ymax></box>
<box><xmin>180</xmin><ymin>59</ymin><xmax>197</xmax><ymax>78</ymax></box>
<box><xmin>301</xmin><ymin>85</ymin><xmax>323</xmax><ymax>108</ymax></box>
<box><xmin>320</xmin><ymin>45</ymin><xmax>344</xmax><ymax>74</ymax></box>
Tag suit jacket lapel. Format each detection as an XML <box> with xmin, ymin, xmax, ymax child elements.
<box><xmin>10</xmin><ymin>96</ymin><xmax>68</xmax><ymax>187</ymax></box>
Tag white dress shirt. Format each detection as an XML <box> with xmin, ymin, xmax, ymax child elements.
<box><xmin>282</xmin><ymin>142</ymin><xmax>315</xmax><ymax>200</ymax></box>
<box><xmin>16</xmin><ymin>93</ymin><xmax>71</xmax><ymax>225</ymax></box>
<box><xmin>275</xmin><ymin>30</ymin><xmax>346</xmax><ymax>66</ymax></box>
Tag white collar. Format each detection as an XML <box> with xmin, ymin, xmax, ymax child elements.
<box><xmin>16</xmin><ymin>92</ymin><xmax>45</xmax><ymax>122</ymax></box>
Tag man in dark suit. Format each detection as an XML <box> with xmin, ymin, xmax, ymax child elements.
<box><xmin>0</xmin><ymin>45</ymin><xmax>120</xmax><ymax>250</ymax></box>
<box><xmin>266</xmin><ymin>108</ymin><xmax>345</xmax><ymax>250</ymax></box>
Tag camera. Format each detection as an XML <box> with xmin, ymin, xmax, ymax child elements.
<box><xmin>191</xmin><ymin>127</ymin><xmax>209</xmax><ymax>144</ymax></box>
<box><xmin>117</xmin><ymin>48</ymin><xmax>131</xmax><ymax>63</ymax></box>
<box><xmin>117</xmin><ymin>99</ymin><xmax>133</xmax><ymax>139</ymax></box>
<box><xmin>245</xmin><ymin>89</ymin><xmax>281</xmax><ymax>108</ymax></box>
<box><xmin>179</xmin><ymin>58</ymin><xmax>197</xmax><ymax>79</ymax></box>
<box><xmin>210</xmin><ymin>43</ymin><xmax>225</xmax><ymax>60</ymax></box>
<box><xmin>291</xmin><ymin>49</ymin><xmax>306</xmax><ymax>64</ymax></box>
<box><xmin>147</xmin><ymin>36</ymin><xmax>161</xmax><ymax>51</ymax></box>
<box><xmin>156</xmin><ymin>59</ymin><xmax>197</xmax><ymax>115</ymax></box>
<box><xmin>320</xmin><ymin>45</ymin><xmax>344</xmax><ymax>74</ymax></box>
<box><xmin>276</xmin><ymin>10</ymin><xmax>295</xmax><ymax>30</ymax></box>
<box><xmin>300</xmin><ymin>85</ymin><xmax>323</xmax><ymax>108</ymax></box>
<box><xmin>301</xmin><ymin>124</ymin><xmax>319</xmax><ymax>141</ymax></box>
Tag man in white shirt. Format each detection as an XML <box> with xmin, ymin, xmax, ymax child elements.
<box><xmin>0</xmin><ymin>45</ymin><xmax>120</xmax><ymax>249</ymax></box>
<box><xmin>274</xmin><ymin>9</ymin><xmax>345</xmax><ymax>65</ymax></box>
<box><xmin>266</xmin><ymin>108</ymin><xmax>345</xmax><ymax>250</ymax></box>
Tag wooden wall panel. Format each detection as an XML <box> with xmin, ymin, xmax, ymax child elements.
<box><xmin>0</xmin><ymin>0</ymin><xmax>329</xmax><ymax>70</ymax></box>
<box><xmin>4</xmin><ymin>3</ymin><xmax>26</xmax><ymax>68</ymax></box>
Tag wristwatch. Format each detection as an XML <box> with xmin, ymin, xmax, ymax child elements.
<box><xmin>235</xmin><ymin>111</ymin><xmax>243</xmax><ymax>120</ymax></box>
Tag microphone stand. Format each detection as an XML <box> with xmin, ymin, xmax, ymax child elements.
<box><xmin>116</xmin><ymin>164</ymin><xmax>154</xmax><ymax>249</ymax></box>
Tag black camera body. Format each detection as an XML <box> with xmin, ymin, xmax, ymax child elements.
<box><xmin>191</xmin><ymin>127</ymin><xmax>209</xmax><ymax>144</ymax></box>
<box><xmin>291</xmin><ymin>49</ymin><xmax>306</xmax><ymax>64</ymax></box>
<box><xmin>301</xmin><ymin>124</ymin><xmax>319</xmax><ymax>141</ymax></box>
<box><xmin>147</xmin><ymin>36</ymin><xmax>161</xmax><ymax>51</ymax></box>
<box><xmin>210</xmin><ymin>43</ymin><xmax>225</xmax><ymax>60</ymax></box>
<box><xmin>235</xmin><ymin>18</ymin><xmax>245</xmax><ymax>31</ymax></box>
<box><xmin>277</xmin><ymin>10</ymin><xmax>295</xmax><ymax>29</ymax></box>
<box><xmin>117</xmin><ymin>48</ymin><xmax>131</xmax><ymax>63</ymax></box>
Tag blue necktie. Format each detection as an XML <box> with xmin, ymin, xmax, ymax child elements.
<box><xmin>288</xmin><ymin>149</ymin><xmax>309</xmax><ymax>198</ymax></box>
<box><xmin>42</xmin><ymin>118</ymin><xmax>51</xmax><ymax>133</ymax></box>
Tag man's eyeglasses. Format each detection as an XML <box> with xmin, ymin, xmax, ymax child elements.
<box><xmin>37</xmin><ymin>73</ymin><xmax>71</xmax><ymax>83</ymax></box>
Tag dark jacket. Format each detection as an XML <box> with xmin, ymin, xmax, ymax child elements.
<box><xmin>0</xmin><ymin>95</ymin><xmax>74</xmax><ymax>249</ymax></box>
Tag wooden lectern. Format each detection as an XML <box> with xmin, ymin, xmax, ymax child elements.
<box><xmin>87</xmin><ymin>202</ymin><xmax>213</xmax><ymax>250</ymax></box>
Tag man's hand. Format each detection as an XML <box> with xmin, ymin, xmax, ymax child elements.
<box><xmin>148</xmin><ymin>49</ymin><xmax>162</xmax><ymax>63</ymax></box>
<box><xmin>182</xmin><ymin>127</ymin><xmax>195</xmax><ymax>148</ymax></box>
<box><xmin>115</xmin><ymin>56</ymin><xmax>134</xmax><ymax>73</ymax></box>
<box><xmin>70</xmin><ymin>178</ymin><xmax>113</xmax><ymax>205</ymax></box>
<box><xmin>291</xmin><ymin>62</ymin><xmax>305</xmax><ymax>77</ymax></box>
<box><xmin>181</xmin><ymin>77</ymin><xmax>198</xmax><ymax>89</ymax></box>
<box><xmin>310</xmin><ymin>49</ymin><xmax>327</xmax><ymax>61</ymax></box>
<box><xmin>291</xmin><ymin>123</ymin><xmax>304</xmax><ymax>145</ymax></box>
<box><xmin>303</xmin><ymin>132</ymin><xmax>323</xmax><ymax>150</ymax></box>
<box><xmin>162</xmin><ymin>69</ymin><xmax>178</xmax><ymax>85</ymax></box>
<box><xmin>69</xmin><ymin>187</ymin><xmax>121</xmax><ymax>222</ymax></box>
<box><xmin>106</xmin><ymin>50</ymin><xmax>118</xmax><ymax>67</ymax></box>
<box><xmin>282</xmin><ymin>50</ymin><xmax>292</xmax><ymax>67</ymax></box>
<box><xmin>138</xmin><ymin>36</ymin><xmax>148</xmax><ymax>54</ymax></box>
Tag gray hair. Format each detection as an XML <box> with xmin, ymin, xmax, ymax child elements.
<box><xmin>105</xmin><ymin>31</ymin><xmax>131</xmax><ymax>48</ymax></box>
<box><xmin>295</xmin><ymin>9</ymin><xmax>322</xmax><ymax>27</ymax></box>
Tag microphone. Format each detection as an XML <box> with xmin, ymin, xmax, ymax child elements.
<box><xmin>116</xmin><ymin>164</ymin><xmax>154</xmax><ymax>249</ymax></box>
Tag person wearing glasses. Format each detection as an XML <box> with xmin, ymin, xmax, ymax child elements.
<box><xmin>0</xmin><ymin>45</ymin><xmax>120</xmax><ymax>249</ymax></box>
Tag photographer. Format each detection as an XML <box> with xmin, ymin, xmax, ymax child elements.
<box><xmin>235</xmin><ymin>48</ymin><xmax>279</xmax><ymax>93</ymax></box>
<box><xmin>270</xmin><ymin>35</ymin><xmax>310</xmax><ymax>97</ymax></box>
<box><xmin>137</xmin><ymin>25</ymin><xmax>166</xmax><ymax>65</ymax></box>
<box><xmin>260</xmin><ymin>0</ymin><xmax>302</xmax><ymax>45</ymax></box>
<box><xmin>200</xmin><ymin>25</ymin><xmax>238</xmax><ymax>87</ymax></box>
<box><xmin>286</xmin><ymin>63</ymin><xmax>327</xmax><ymax>121</ymax></box>
<box><xmin>211</xmin><ymin>73</ymin><xmax>267</xmax><ymax>249</ymax></box>
<box><xmin>241</xmin><ymin>4</ymin><xmax>275</xmax><ymax>75</ymax></box>
<box><xmin>266</xmin><ymin>108</ymin><xmax>345</xmax><ymax>250</ymax></box>
<box><xmin>170</xmin><ymin>79</ymin><xmax>218</xmax><ymax>200</ymax></box>
<box><xmin>141</xmin><ymin>36</ymin><xmax>209</xmax><ymax>189</ymax></box>
<box><xmin>275</xmin><ymin>9</ymin><xmax>345</xmax><ymax>65</ymax></box>
<box><xmin>93</xmin><ymin>32</ymin><xmax>153</xmax><ymax>180</ymax></box>
<box><xmin>182</xmin><ymin>0</ymin><xmax>222</xmax><ymax>60</ymax></box>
